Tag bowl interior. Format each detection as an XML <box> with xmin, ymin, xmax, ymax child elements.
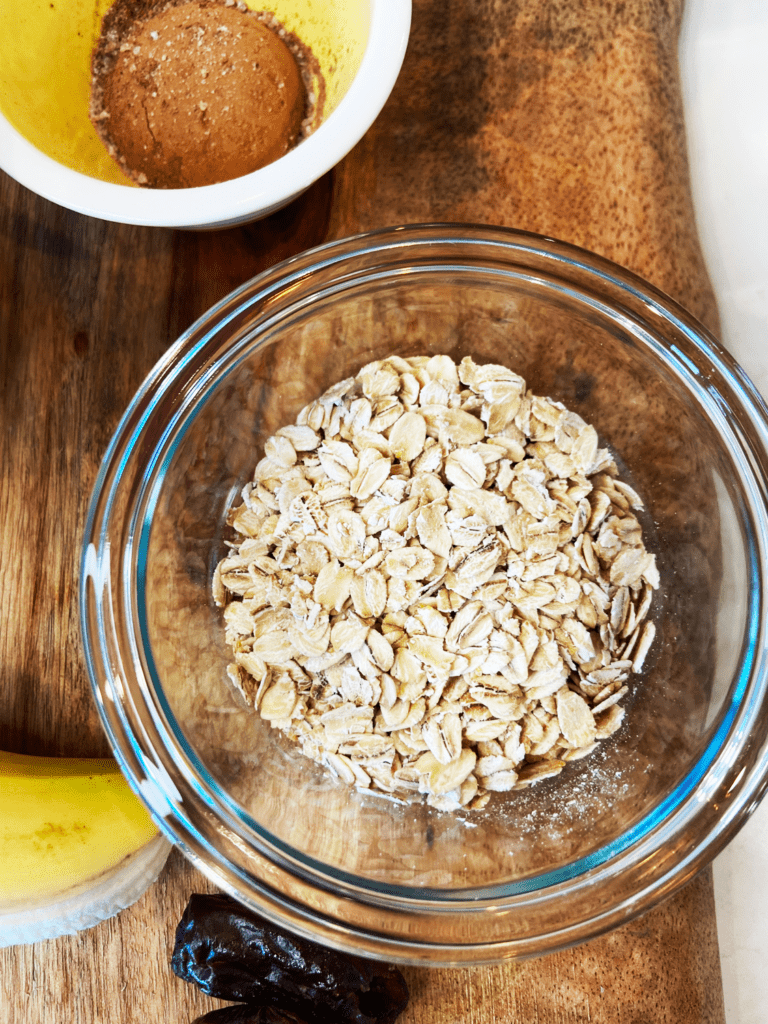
<box><xmin>0</xmin><ymin>0</ymin><xmax>368</xmax><ymax>183</ymax></box>
<box><xmin>134</xmin><ymin>260</ymin><xmax>755</xmax><ymax>894</ymax></box>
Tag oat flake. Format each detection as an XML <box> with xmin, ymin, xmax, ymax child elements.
<box><xmin>215</xmin><ymin>355</ymin><xmax>659</xmax><ymax>811</ymax></box>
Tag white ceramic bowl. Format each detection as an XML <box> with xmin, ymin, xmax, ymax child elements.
<box><xmin>0</xmin><ymin>0</ymin><xmax>410</xmax><ymax>229</ymax></box>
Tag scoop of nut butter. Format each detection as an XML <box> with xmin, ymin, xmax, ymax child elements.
<box><xmin>89</xmin><ymin>0</ymin><xmax>315</xmax><ymax>188</ymax></box>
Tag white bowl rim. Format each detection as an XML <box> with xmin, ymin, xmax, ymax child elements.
<box><xmin>0</xmin><ymin>0</ymin><xmax>411</xmax><ymax>228</ymax></box>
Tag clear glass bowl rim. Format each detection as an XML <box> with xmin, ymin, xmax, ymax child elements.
<box><xmin>80</xmin><ymin>223</ymin><xmax>768</xmax><ymax>964</ymax></box>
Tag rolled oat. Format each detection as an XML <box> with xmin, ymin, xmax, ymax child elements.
<box><xmin>214</xmin><ymin>355</ymin><xmax>659</xmax><ymax>811</ymax></box>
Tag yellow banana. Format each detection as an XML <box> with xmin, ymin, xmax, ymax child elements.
<box><xmin>0</xmin><ymin>750</ymin><xmax>171</xmax><ymax>947</ymax></box>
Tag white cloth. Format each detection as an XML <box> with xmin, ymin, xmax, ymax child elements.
<box><xmin>680</xmin><ymin>3</ymin><xmax>768</xmax><ymax>1023</ymax></box>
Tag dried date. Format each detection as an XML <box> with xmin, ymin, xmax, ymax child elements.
<box><xmin>192</xmin><ymin>1007</ymin><xmax>308</xmax><ymax>1024</ymax></box>
<box><xmin>172</xmin><ymin>893</ymin><xmax>409</xmax><ymax>1024</ymax></box>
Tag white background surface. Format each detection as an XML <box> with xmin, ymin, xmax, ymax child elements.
<box><xmin>679</xmin><ymin>3</ymin><xmax>768</xmax><ymax>1023</ymax></box>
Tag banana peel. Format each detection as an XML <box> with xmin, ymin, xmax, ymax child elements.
<box><xmin>0</xmin><ymin>749</ymin><xmax>171</xmax><ymax>947</ymax></box>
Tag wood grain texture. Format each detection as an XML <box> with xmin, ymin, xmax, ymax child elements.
<box><xmin>328</xmin><ymin>0</ymin><xmax>718</xmax><ymax>332</ymax></box>
<box><xmin>0</xmin><ymin>0</ymin><xmax>726</xmax><ymax>1021</ymax></box>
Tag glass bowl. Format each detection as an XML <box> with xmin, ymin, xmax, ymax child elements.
<box><xmin>81</xmin><ymin>224</ymin><xmax>768</xmax><ymax>964</ymax></box>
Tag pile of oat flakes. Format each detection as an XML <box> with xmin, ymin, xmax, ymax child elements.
<box><xmin>214</xmin><ymin>355</ymin><xmax>658</xmax><ymax>811</ymax></box>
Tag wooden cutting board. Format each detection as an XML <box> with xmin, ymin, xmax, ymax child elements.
<box><xmin>0</xmin><ymin>1</ymin><xmax>726</xmax><ymax>1021</ymax></box>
